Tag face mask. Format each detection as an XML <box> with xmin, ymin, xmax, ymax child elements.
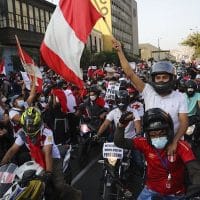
<box><xmin>17</xmin><ymin>100</ymin><xmax>25</xmax><ymax>108</ymax></box>
<box><xmin>90</xmin><ymin>95</ymin><xmax>97</xmax><ymax>101</ymax></box>
<box><xmin>40</xmin><ymin>97</ymin><xmax>45</xmax><ymax>102</ymax></box>
<box><xmin>98</xmin><ymin>81</ymin><xmax>103</xmax><ymax>86</ymax></box>
<box><xmin>1</xmin><ymin>97</ymin><xmax>7</xmax><ymax>103</ymax></box>
<box><xmin>151</xmin><ymin>136</ymin><xmax>168</xmax><ymax>149</ymax></box>
<box><xmin>117</xmin><ymin>103</ymin><xmax>127</xmax><ymax>111</ymax></box>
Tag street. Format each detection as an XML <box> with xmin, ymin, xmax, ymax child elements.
<box><xmin>70</xmin><ymin>144</ymin><xmax>143</xmax><ymax>200</ymax></box>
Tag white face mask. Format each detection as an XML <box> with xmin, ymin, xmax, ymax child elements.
<box><xmin>40</xmin><ymin>97</ymin><xmax>45</xmax><ymax>102</ymax></box>
<box><xmin>1</xmin><ymin>97</ymin><xmax>7</xmax><ymax>103</ymax></box>
<box><xmin>90</xmin><ymin>95</ymin><xmax>97</xmax><ymax>101</ymax></box>
<box><xmin>17</xmin><ymin>100</ymin><xmax>25</xmax><ymax>108</ymax></box>
<box><xmin>151</xmin><ymin>136</ymin><xmax>168</xmax><ymax>149</ymax></box>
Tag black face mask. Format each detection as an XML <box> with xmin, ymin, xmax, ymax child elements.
<box><xmin>186</xmin><ymin>88</ymin><xmax>195</xmax><ymax>97</ymax></box>
<box><xmin>117</xmin><ymin>103</ymin><xmax>127</xmax><ymax>111</ymax></box>
<box><xmin>151</xmin><ymin>81</ymin><xmax>173</xmax><ymax>95</ymax></box>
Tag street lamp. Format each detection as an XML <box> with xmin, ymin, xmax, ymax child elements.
<box><xmin>158</xmin><ymin>37</ymin><xmax>162</xmax><ymax>61</ymax></box>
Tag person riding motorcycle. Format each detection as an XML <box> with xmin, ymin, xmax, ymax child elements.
<box><xmin>184</xmin><ymin>79</ymin><xmax>200</xmax><ymax>147</ymax></box>
<box><xmin>77</xmin><ymin>85</ymin><xmax>107</xmax><ymax>131</ymax></box>
<box><xmin>184</xmin><ymin>79</ymin><xmax>200</xmax><ymax>117</ymax></box>
<box><xmin>97</xmin><ymin>90</ymin><xmax>141</xmax><ymax>139</ymax></box>
<box><xmin>114</xmin><ymin>108</ymin><xmax>200</xmax><ymax>200</ymax></box>
<box><xmin>112</xmin><ymin>38</ymin><xmax>188</xmax><ymax>156</ymax></box>
<box><xmin>1</xmin><ymin>107</ymin><xmax>82</xmax><ymax>200</ymax></box>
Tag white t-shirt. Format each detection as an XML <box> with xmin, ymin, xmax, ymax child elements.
<box><xmin>130</xmin><ymin>101</ymin><xmax>144</xmax><ymax>117</ymax></box>
<box><xmin>106</xmin><ymin>106</ymin><xmax>140</xmax><ymax>139</ymax></box>
<box><xmin>142</xmin><ymin>83</ymin><xmax>188</xmax><ymax>133</ymax></box>
<box><xmin>15</xmin><ymin>127</ymin><xmax>60</xmax><ymax>159</ymax></box>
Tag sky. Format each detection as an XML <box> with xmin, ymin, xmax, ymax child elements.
<box><xmin>137</xmin><ymin>0</ymin><xmax>200</xmax><ymax>50</ymax></box>
<box><xmin>48</xmin><ymin>0</ymin><xmax>200</xmax><ymax>50</ymax></box>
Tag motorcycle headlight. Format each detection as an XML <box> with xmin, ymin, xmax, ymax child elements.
<box><xmin>80</xmin><ymin>124</ymin><xmax>90</xmax><ymax>133</ymax></box>
<box><xmin>186</xmin><ymin>125</ymin><xmax>195</xmax><ymax>135</ymax></box>
<box><xmin>107</xmin><ymin>157</ymin><xmax>118</xmax><ymax>166</ymax></box>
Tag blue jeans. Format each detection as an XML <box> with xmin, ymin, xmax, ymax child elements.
<box><xmin>137</xmin><ymin>186</ymin><xmax>185</xmax><ymax>200</ymax></box>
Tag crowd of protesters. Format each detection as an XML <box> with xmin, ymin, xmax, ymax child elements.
<box><xmin>0</xmin><ymin>59</ymin><xmax>200</xmax><ymax>160</ymax></box>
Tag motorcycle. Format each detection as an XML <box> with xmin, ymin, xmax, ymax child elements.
<box><xmin>185</xmin><ymin>115</ymin><xmax>200</xmax><ymax>154</ymax></box>
<box><xmin>57</xmin><ymin>144</ymin><xmax>76</xmax><ymax>184</ymax></box>
<box><xmin>0</xmin><ymin>161</ymin><xmax>45</xmax><ymax>200</ymax></box>
<box><xmin>77</xmin><ymin>118</ymin><xmax>97</xmax><ymax>167</ymax></box>
<box><xmin>98</xmin><ymin>142</ymin><xmax>134</xmax><ymax>200</ymax></box>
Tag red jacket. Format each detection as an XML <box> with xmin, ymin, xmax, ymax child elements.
<box><xmin>133</xmin><ymin>138</ymin><xmax>195</xmax><ymax>195</ymax></box>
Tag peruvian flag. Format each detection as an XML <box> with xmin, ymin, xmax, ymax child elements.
<box><xmin>40</xmin><ymin>0</ymin><xmax>102</xmax><ymax>89</ymax></box>
<box><xmin>16</xmin><ymin>36</ymin><xmax>43</xmax><ymax>93</ymax></box>
<box><xmin>0</xmin><ymin>59</ymin><xmax>6</xmax><ymax>75</ymax></box>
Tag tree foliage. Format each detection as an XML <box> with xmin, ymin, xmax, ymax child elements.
<box><xmin>181</xmin><ymin>33</ymin><xmax>200</xmax><ymax>58</ymax></box>
<box><xmin>80</xmin><ymin>47</ymin><xmax>120</xmax><ymax>70</ymax></box>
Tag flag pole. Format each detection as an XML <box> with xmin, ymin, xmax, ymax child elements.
<box><xmin>93</xmin><ymin>0</ymin><xmax>113</xmax><ymax>37</ymax></box>
<box><xmin>15</xmin><ymin>35</ymin><xmax>25</xmax><ymax>65</ymax></box>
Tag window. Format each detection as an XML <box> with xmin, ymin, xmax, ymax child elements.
<box><xmin>22</xmin><ymin>3</ymin><xmax>28</xmax><ymax>30</ymax></box>
<box><xmin>45</xmin><ymin>11</ymin><xmax>50</xmax><ymax>28</ymax></box>
<box><xmin>28</xmin><ymin>5</ymin><xmax>35</xmax><ymax>31</ymax></box>
<box><xmin>0</xmin><ymin>15</ymin><xmax>6</xmax><ymax>28</ymax></box>
<box><xmin>40</xmin><ymin>9</ymin><xmax>45</xmax><ymax>33</ymax></box>
<box><xmin>15</xmin><ymin>0</ymin><xmax>22</xmax><ymax>29</ymax></box>
<box><xmin>133</xmin><ymin>8</ymin><xmax>137</xmax><ymax>18</ymax></box>
<box><xmin>8</xmin><ymin>0</ymin><xmax>13</xmax><ymax>12</ymax></box>
<box><xmin>99</xmin><ymin>38</ymin><xmax>102</xmax><ymax>51</ymax></box>
<box><xmin>34</xmin><ymin>7</ymin><xmax>40</xmax><ymax>32</ymax></box>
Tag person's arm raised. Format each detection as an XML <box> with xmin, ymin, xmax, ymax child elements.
<box><xmin>112</xmin><ymin>38</ymin><xmax>145</xmax><ymax>92</ymax></box>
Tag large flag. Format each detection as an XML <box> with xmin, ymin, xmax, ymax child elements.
<box><xmin>16</xmin><ymin>37</ymin><xmax>43</xmax><ymax>93</ymax></box>
<box><xmin>0</xmin><ymin>59</ymin><xmax>6</xmax><ymax>75</ymax></box>
<box><xmin>40</xmin><ymin>0</ymin><xmax>102</xmax><ymax>89</ymax></box>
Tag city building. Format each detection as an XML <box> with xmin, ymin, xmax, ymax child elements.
<box><xmin>0</xmin><ymin>0</ymin><xmax>55</xmax><ymax>73</ymax></box>
<box><xmin>92</xmin><ymin>0</ymin><xmax>139</xmax><ymax>59</ymax></box>
<box><xmin>139</xmin><ymin>43</ymin><xmax>176</xmax><ymax>62</ymax></box>
<box><xmin>86</xmin><ymin>29</ymin><xmax>103</xmax><ymax>53</ymax></box>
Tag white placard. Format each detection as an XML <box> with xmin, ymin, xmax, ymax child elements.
<box><xmin>103</xmin><ymin>142</ymin><xmax>123</xmax><ymax>159</ymax></box>
<box><xmin>129</xmin><ymin>62</ymin><xmax>136</xmax><ymax>70</ymax></box>
<box><xmin>20</xmin><ymin>71</ymin><xmax>31</xmax><ymax>90</ymax></box>
<box><xmin>105</xmin><ymin>82</ymin><xmax>120</xmax><ymax>100</ymax></box>
<box><xmin>0</xmin><ymin>172</ymin><xmax>15</xmax><ymax>183</ymax></box>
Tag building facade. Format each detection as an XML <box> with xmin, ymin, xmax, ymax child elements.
<box><xmin>86</xmin><ymin>29</ymin><xmax>103</xmax><ymax>53</ymax></box>
<box><xmin>0</xmin><ymin>0</ymin><xmax>55</xmax><ymax>73</ymax></box>
<box><xmin>139</xmin><ymin>43</ymin><xmax>176</xmax><ymax>62</ymax></box>
<box><xmin>92</xmin><ymin>0</ymin><xmax>139</xmax><ymax>59</ymax></box>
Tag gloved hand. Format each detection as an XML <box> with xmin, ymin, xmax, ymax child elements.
<box><xmin>119</xmin><ymin>111</ymin><xmax>134</xmax><ymax>126</ymax></box>
<box><xmin>93</xmin><ymin>134</ymin><xmax>100</xmax><ymax>141</ymax></box>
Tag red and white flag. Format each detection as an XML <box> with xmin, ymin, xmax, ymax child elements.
<box><xmin>40</xmin><ymin>0</ymin><xmax>102</xmax><ymax>89</ymax></box>
<box><xmin>0</xmin><ymin>59</ymin><xmax>6</xmax><ymax>75</ymax></box>
<box><xmin>16</xmin><ymin>37</ymin><xmax>43</xmax><ymax>93</ymax></box>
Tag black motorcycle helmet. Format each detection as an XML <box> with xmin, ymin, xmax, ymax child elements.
<box><xmin>185</xmin><ymin>80</ymin><xmax>197</xmax><ymax>97</ymax></box>
<box><xmin>150</xmin><ymin>61</ymin><xmax>175</xmax><ymax>95</ymax></box>
<box><xmin>116</xmin><ymin>90</ymin><xmax>130</xmax><ymax>111</ymax></box>
<box><xmin>178</xmin><ymin>78</ymin><xmax>186</xmax><ymax>93</ymax></box>
<box><xmin>143</xmin><ymin>108</ymin><xmax>174</xmax><ymax>145</ymax></box>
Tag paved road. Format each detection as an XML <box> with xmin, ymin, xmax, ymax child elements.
<box><xmin>70</xmin><ymin>143</ymin><xmax>143</xmax><ymax>200</ymax></box>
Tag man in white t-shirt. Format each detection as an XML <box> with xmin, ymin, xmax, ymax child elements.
<box><xmin>112</xmin><ymin>39</ymin><xmax>188</xmax><ymax>155</ymax></box>
<box><xmin>97</xmin><ymin>90</ymin><xmax>141</xmax><ymax>139</ymax></box>
<box><xmin>1</xmin><ymin>107</ymin><xmax>81</xmax><ymax>200</ymax></box>
<box><xmin>97</xmin><ymin>90</ymin><xmax>142</xmax><ymax>169</ymax></box>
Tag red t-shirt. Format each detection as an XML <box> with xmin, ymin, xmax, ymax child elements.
<box><xmin>133</xmin><ymin>138</ymin><xmax>196</xmax><ymax>195</ymax></box>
